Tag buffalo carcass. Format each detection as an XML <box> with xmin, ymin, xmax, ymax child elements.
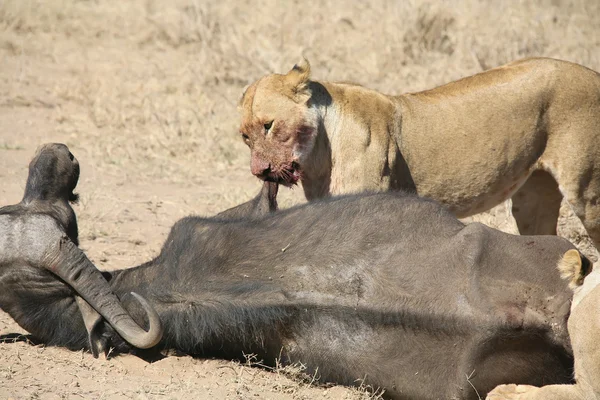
<box><xmin>0</xmin><ymin>145</ymin><xmax>584</xmax><ymax>399</ymax></box>
<box><xmin>0</xmin><ymin>143</ymin><xmax>277</xmax><ymax>355</ymax></box>
<box><xmin>0</xmin><ymin>143</ymin><xmax>162</xmax><ymax>352</ymax></box>
<box><xmin>488</xmin><ymin>251</ymin><xmax>596</xmax><ymax>400</ymax></box>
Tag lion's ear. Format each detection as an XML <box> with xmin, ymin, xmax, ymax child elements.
<box><xmin>284</xmin><ymin>58</ymin><xmax>311</xmax><ymax>103</ymax></box>
<box><xmin>238</xmin><ymin>81</ymin><xmax>259</xmax><ymax>112</ymax></box>
<box><xmin>558</xmin><ymin>249</ymin><xmax>593</xmax><ymax>289</ymax></box>
<box><xmin>238</xmin><ymin>84</ymin><xmax>251</xmax><ymax>109</ymax></box>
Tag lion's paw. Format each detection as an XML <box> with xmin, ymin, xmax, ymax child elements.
<box><xmin>486</xmin><ymin>384</ymin><xmax>538</xmax><ymax>399</ymax></box>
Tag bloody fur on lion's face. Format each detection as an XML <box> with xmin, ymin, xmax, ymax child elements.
<box><xmin>237</xmin><ymin>59</ymin><xmax>319</xmax><ymax>186</ymax></box>
<box><xmin>242</xmin><ymin>117</ymin><xmax>316</xmax><ymax>187</ymax></box>
<box><xmin>258</xmin><ymin>160</ymin><xmax>301</xmax><ymax>187</ymax></box>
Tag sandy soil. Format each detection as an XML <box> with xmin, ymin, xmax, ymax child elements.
<box><xmin>1</xmin><ymin>1</ymin><xmax>599</xmax><ymax>398</ymax></box>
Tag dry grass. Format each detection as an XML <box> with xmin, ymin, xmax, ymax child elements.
<box><xmin>1</xmin><ymin>0</ymin><xmax>600</xmax><ymax>398</ymax></box>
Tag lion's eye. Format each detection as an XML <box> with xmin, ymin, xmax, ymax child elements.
<box><xmin>241</xmin><ymin>133</ymin><xmax>250</xmax><ymax>142</ymax></box>
<box><xmin>264</xmin><ymin>121</ymin><xmax>273</xmax><ymax>132</ymax></box>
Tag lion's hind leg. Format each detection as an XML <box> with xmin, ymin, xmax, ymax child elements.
<box><xmin>511</xmin><ymin>170</ymin><xmax>562</xmax><ymax>236</ymax></box>
<box><xmin>555</xmin><ymin>165</ymin><xmax>600</xmax><ymax>255</ymax></box>
<box><xmin>486</xmin><ymin>384</ymin><xmax>584</xmax><ymax>400</ymax></box>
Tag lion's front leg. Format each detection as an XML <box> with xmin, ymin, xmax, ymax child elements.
<box><xmin>486</xmin><ymin>383</ymin><xmax>584</xmax><ymax>400</ymax></box>
<box><xmin>487</xmin><ymin>384</ymin><xmax>539</xmax><ymax>400</ymax></box>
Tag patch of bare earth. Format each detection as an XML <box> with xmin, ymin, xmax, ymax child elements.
<box><xmin>1</xmin><ymin>0</ymin><xmax>599</xmax><ymax>398</ymax></box>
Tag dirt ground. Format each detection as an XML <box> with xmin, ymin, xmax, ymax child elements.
<box><xmin>1</xmin><ymin>1</ymin><xmax>599</xmax><ymax>398</ymax></box>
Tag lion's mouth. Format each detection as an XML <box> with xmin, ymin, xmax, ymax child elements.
<box><xmin>264</xmin><ymin>162</ymin><xmax>301</xmax><ymax>187</ymax></box>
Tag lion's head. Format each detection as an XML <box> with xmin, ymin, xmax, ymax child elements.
<box><xmin>238</xmin><ymin>60</ymin><xmax>318</xmax><ymax>186</ymax></box>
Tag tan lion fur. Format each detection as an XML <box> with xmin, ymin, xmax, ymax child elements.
<box><xmin>239</xmin><ymin>58</ymin><xmax>600</xmax><ymax>248</ymax></box>
<box><xmin>487</xmin><ymin>251</ymin><xmax>599</xmax><ymax>400</ymax></box>
<box><xmin>558</xmin><ymin>249</ymin><xmax>593</xmax><ymax>289</ymax></box>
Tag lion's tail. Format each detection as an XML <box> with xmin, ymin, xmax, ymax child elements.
<box><xmin>558</xmin><ymin>249</ymin><xmax>593</xmax><ymax>289</ymax></box>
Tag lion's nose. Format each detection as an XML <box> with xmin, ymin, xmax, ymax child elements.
<box><xmin>251</xmin><ymin>157</ymin><xmax>271</xmax><ymax>178</ymax></box>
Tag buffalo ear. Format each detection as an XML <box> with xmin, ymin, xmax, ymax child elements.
<box><xmin>284</xmin><ymin>58</ymin><xmax>311</xmax><ymax>103</ymax></box>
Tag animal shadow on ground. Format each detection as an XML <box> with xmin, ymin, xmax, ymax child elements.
<box><xmin>0</xmin><ymin>332</ymin><xmax>37</xmax><ymax>344</ymax></box>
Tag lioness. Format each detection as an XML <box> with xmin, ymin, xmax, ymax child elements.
<box><xmin>238</xmin><ymin>58</ymin><xmax>600</xmax><ymax>248</ymax></box>
<box><xmin>487</xmin><ymin>250</ymin><xmax>597</xmax><ymax>400</ymax></box>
